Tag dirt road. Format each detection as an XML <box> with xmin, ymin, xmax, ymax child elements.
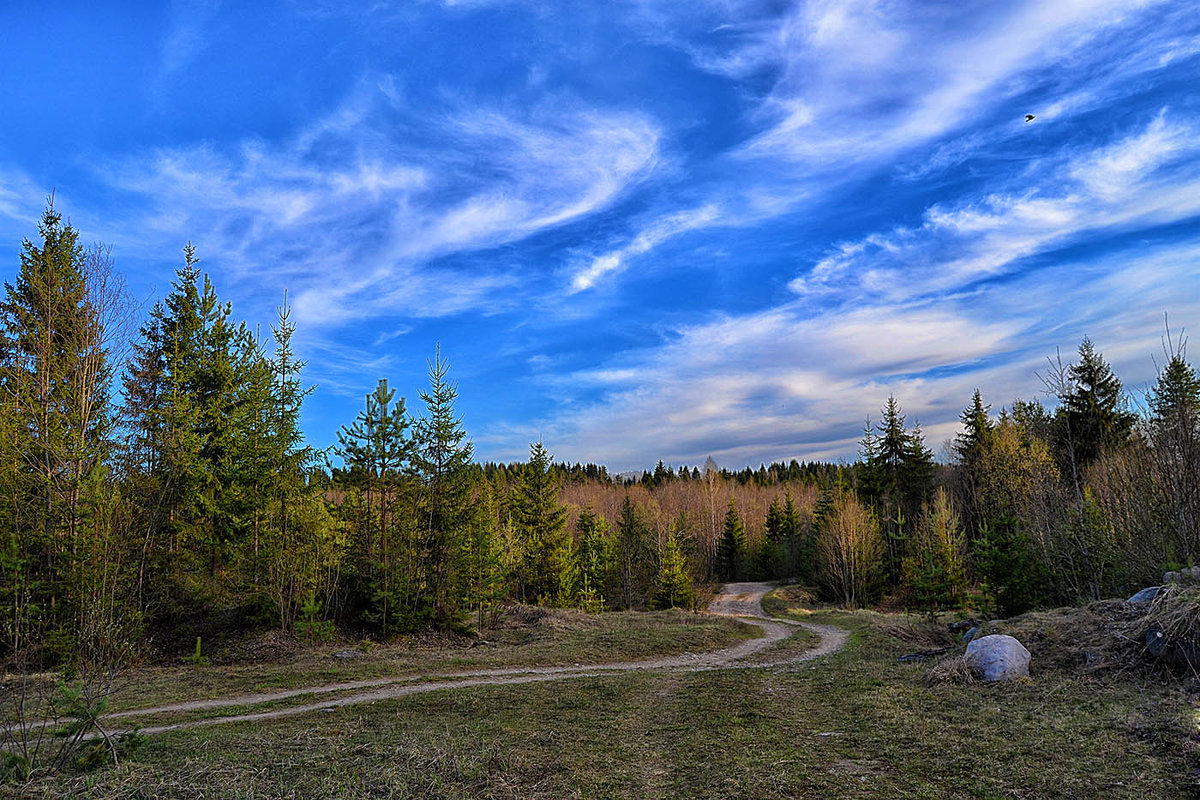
<box><xmin>6</xmin><ymin>583</ymin><xmax>847</xmax><ymax>739</ymax></box>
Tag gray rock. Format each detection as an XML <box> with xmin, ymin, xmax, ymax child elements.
<box><xmin>965</xmin><ymin>634</ymin><xmax>1031</xmax><ymax>682</ymax></box>
<box><xmin>962</xmin><ymin>626</ymin><xmax>982</xmax><ymax>644</ymax></box>
<box><xmin>1163</xmin><ymin>566</ymin><xmax>1200</xmax><ymax>584</ymax></box>
<box><xmin>1127</xmin><ymin>586</ymin><xmax>1161</xmax><ymax>606</ymax></box>
<box><xmin>332</xmin><ymin>649</ymin><xmax>363</xmax><ymax>660</ymax></box>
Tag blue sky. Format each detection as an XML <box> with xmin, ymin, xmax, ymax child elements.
<box><xmin>1</xmin><ymin>1</ymin><xmax>1198</xmax><ymax>471</ymax></box>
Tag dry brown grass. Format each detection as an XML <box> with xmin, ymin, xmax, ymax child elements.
<box><xmin>989</xmin><ymin>599</ymin><xmax>1147</xmax><ymax>676</ymax></box>
<box><xmin>923</xmin><ymin>655</ymin><xmax>979</xmax><ymax>687</ymax></box>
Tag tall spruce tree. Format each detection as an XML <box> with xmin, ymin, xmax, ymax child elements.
<box><xmin>861</xmin><ymin>396</ymin><xmax>934</xmax><ymax>589</ymax></box>
<box><xmin>614</xmin><ymin>496</ymin><xmax>655</xmax><ymax>609</ymax></box>
<box><xmin>261</xmin><ymin>295</ymin><xmax>321</xmax><ymax>630</ymax></box>
<box><xmin>716</xmin><ymin>498</ymin><xmax>747</xmax><ymax>582</ymax></box>
<box><xmin>1054</xmin><ymin>337</ymin><xmax>1135</xmax><ymax>489</ymax></box>
<box><xmin>336</xmin><ymin>379</ymin><xmax>413</xmax><ymax>632</ymax></box>
<box><xmin>1</xmin><ymin>201</ymin><xmax>113</xmax><ymax>660</ymax></box>
<box><xmin>413</xmin><ymin>346</ymin><xmax>474</xmax><ymax>625</ymax></box>
<box><xmin>510</xmin><ymin>442</ymin><xmax>568</xmax><ymax>603</ymax></box>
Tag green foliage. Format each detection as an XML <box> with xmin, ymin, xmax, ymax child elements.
<box><xmin>972</xmin><ymin>517</ymin><xmax>1046</xmax><ymax>617</ymax></box>
<box><xmin>652</xmin><ymin>531</ymin><xmax>694</xmax><ymax>610</ymax></box>
<box><xmin>413</xmin><ymin>346</ymin><xmax>475</xmax><ymax>627</ymax></box>
<box><xmin>294</xmin><ymin>593</ymin><xmax>335</xmax><ymax>642</ymax></box>
<box><xmin>1054</xmin><ymin>337</ymin><xmax>1136</xmax><ymax>478</ymax></box>
<box><xmin>716</xmin><ymin>498</ymin><xmax>747</xmax><ymax>582</ymax></box>
<box><xmin>615</xmin><ymin>496</ymin><xmax>655</xmax><ymax>609</ymax></box>
<box><xmin>190</xmin><ymin>636</ymin><xmax>209</xmax><ymax>666</ymax></box>
<box><xmin>463</xmin><ymin>482</ymin><xmax>506</xmax><ymax>628</ymax></box>
<box><xmin>336</xmin><ymin>378</ymin><xmax>415</xmax><ymax>634</ymax></box>
<box><xmin>511</xmin><ymin>442</ymin><xmax>570</xmax><ymax>604</ymax></box>
<box><xmin>573</xmin><ymin>506</ymin><xmax>615</xmax><ymax>612</ymax></box>
<box><xmin>902</xmin><ymin>489</ymin><xmax>967</xmax><ymax>613</ymax></box>
<box><xmin>859</xmin><ymin>396</ymin><xmax>935</xmax><ymax>590</ymax></box>
<box><xmin>0</xmin><ymin>751</ymin><xmax>31</xmax><ymax>783</ymax></box>
<box><xmin>1</xmin><ymin>200</ymin><xmax>113</xmax><ymax>660</ymax></box>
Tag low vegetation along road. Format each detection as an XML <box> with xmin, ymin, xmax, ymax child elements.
<box><xmin>10</xmin><ymin>583</ymin><xmax>848</xmax><ymax>741</ymax></box>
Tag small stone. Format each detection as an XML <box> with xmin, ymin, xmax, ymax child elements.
<box><xmin>965</xmin><ymin>634</ymin><xmax>1031</xmax><ymax>682</ymax></box>
<box><xmin>332</xmin><ymin>650</ymin><xmax>362</xmax><ymax>660</ymax></box>
<box><xmin>962</xmin><ymin>626</ymin><xmax>982</xmax><ymax>644</ymax></box>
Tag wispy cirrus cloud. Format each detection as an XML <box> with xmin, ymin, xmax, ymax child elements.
<box><xmin>524</xmin><ymin>238</ymin><xmax>1200</xmax><ymax>470</ymax></box>
<box><xmin>568</xmin><ymin>203</ymin><xmax>721</xmax><ymax>293</ymax></box>
<box><xmin>92</xmin><ymin>86</ymin><xmax>661</xmax><ymax>326</ymax></box>
<box><xmin>513</xmin><ymin>108</ymin><xmax>1200</xmax><ymax>470</ymax></box>
<box><xmin>791</xmin><ymin>113</ymin><xmax>1200</xmax><ymax>301</ymax></box>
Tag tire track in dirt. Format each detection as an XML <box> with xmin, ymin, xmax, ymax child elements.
<box><xmin>6</xmin><ymin>583</ymin><xmax>847</xmax><ymax>739</ymax></box>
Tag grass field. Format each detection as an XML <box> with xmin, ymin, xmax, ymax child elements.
<box><xmin>6</xmin><ymin>590</ymin><xmax>1198</xmax><ymax>798</ymax></box>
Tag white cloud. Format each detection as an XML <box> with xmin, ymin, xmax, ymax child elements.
<box><xmin>568</xmin><ymin>204</ymin><xmax>721</xmax><ymax>293</ymax></box>
<box><xmin>519</xmin><ymin>238</ymin><xmax>1200</xmax><ymax>470</ymax></box>
<box><xmin>792</xmin><ymin>114</ymin><xmax>1200</xmax><ymax>302</ymax></box>
<box><xmin>94</xmin><ymin>87</ymin><xmax>662</xmax><ymax>327</ymax></box>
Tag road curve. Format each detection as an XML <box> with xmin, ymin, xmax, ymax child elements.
<box><xmin>5</xmin><ymin>583</ymin><xmax>848</xmax><ymax>739</ymax></box>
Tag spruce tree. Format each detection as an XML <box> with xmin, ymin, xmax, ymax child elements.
<box><xmin>336</xmin><ymin>379</ymin><xmax>412</xmax><ymax>632</ymax></box>
<box><xmin>261</xmin><ymin>295</ymin><xmax>319</xmax><ymax>630</ymax></box>
<box><xmin>615</xmin><ymin>496</ymin><xmax>655</xmax><ymax>609</ymax></box>
<box><xmin>781</xmin><ymin>489</ymin><xmax>815</xmax><ymax>583</ymax></box>
<box><xmin>510</xmin><ymin>441</ymin><xmax>568</xmax><ymax>603</ymax></box>
<box><xmin>1149</xmin><ymin>353</ymin><xmax>1200</xmax><ymax>436</ymax></box>
<box><xmin>955</xmin><ymin>390</ymin><xmax>993</xmax><ymax>458</ymax></box>
<box><xmin>652</xmin><ymin>531</ymin><xmax>694</xmax><ymax>610</ymax></box>
<box><xmin>1</xmin><ymin>201</ymin><xmax>113</xmax><ymax>659</ymax></box>
<box><xmin>1055</xmin><ymin>337</ymin><xmax>1135</xmax><ymax>473</ymax></box>
<box><xmin>716</xmin><ymin>498</ymin><xmax>747</xmax><ymax>582</ymax></box>
<box><xmin>413</xmin><ymin>346</ymin><xmax>474</xmax><ymax>626</ymax></box>
<box><xmin>463</xmin><ymin>481</ymin><xmax>505</xmax><ymax>629</ymax></box>
<box><xmin>574</xmin><ymin>506</ymin><xmax>614</xmax><ymax>612</ymax></box>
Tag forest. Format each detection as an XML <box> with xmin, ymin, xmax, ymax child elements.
<box><xmin>2</xmin><ymin>201</ymin><xmax>1199</xmax><ymax>674</ymax></box>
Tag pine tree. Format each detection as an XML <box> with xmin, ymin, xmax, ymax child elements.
<box><xmin>716</xmin><ymin>498</ymin><xmax>747</xmax><ymax>582</ymax></box>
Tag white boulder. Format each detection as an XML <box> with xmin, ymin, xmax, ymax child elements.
<box><xmin>966</xmin><ymin>634</ymin><xmax>1031</xmax><ymax>682</ymax></box>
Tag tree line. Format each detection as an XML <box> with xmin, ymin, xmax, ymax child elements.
<box><xmin>3</xmin><ymin>201</ymin><xmax>1198</xmax><ymax>672</ymax></box>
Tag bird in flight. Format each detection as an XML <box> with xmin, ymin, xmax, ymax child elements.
<box><xmin>1025</xmin><ymin>114</ymin><xmax>1036</xmax><ymax>123</ymax></box>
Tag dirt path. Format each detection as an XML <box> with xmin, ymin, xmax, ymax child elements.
<box><xmin>7</xmin><ymin>583</ymin><xmax>848</xmax><ymax>739</ymax></box>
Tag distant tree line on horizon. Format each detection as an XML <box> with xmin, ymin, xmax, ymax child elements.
<box><xmin>2</xmin><ymin>201</ymin><xmax>1198</xmax><ymax>675</ymax></box>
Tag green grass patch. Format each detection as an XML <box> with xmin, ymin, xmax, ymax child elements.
<box><xmin>13</xmin><ymin>592</ymin><xmax>1198</xmax><ymax>798</ymax></box>
<box><xmin>88</xmin><ymin>608</ymin><xmax>754</xmax><ymax>717</ymax></box>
